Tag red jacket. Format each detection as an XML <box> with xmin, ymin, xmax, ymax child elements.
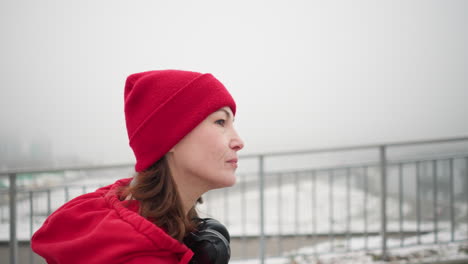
<box><xmin>31</xmin><ymin>178</ymin><xmax>194</xmax><ymax>264</ymax></box>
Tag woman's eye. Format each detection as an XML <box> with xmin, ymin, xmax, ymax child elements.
<box><xmin>215</xmin><ymin>119</ymin><xmax>226</xmax><ymax>126</ymax></box>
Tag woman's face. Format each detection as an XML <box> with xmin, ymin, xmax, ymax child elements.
<box><xmin>167</xmin><ymin>107</ymin><xmax>244</xmax><ymax>192</ymax></box>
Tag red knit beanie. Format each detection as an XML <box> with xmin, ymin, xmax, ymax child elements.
<box><xmin>124</xmin><ymin>70</ymin><xmax>236</xmax><ymax>172</ymax></box>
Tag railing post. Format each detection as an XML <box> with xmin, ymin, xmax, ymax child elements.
<box><xmin>379</xmin><ymin>146</ymin><xmax>388</xmax><ymax>260</ymax></box>
<box><xmin>9</xmin><ymin>173</ymin><xmax>18</xmax><ymax>264</ymax></box>
<box><xmin>364</xmin><ymin>166</ymin><xmax>369</xmax><ymax>250</ymax></box>
<box><xmin>329</xmin><ymin>169</ymin><xmax>334</xmax><ymax>251</ymax></box>
<box><xmin>29</xmin><ymin>191</ymin><xmax>34</xmax><ymax>264</ymax></box>
<box><xmin>466</xmin><ymin>157</ymin><xmax>468</xmax><ymax>240</ymax></box>
<box><xmin>449</xmin><ymin>158</ymin><xmax>455</xmax><ymax>241</ymax></box>
<box><xmin>398</xmin><ymin>163</ymin><xmax>404</xmax><ymax>247</ymax></box>
<box><xmin>416</xmin><ymin>161</ymin><xmax>421</xmax><ymax>244</ymax></box>
<box><xmin>433</xmin><ymin>160</ymin><xmax>438</xmax><ymax>243</ymax></box>
<box><xmin>259</xmin><ymin>155</ymin><xmax>265</xmax><ymax>264</ymax></box>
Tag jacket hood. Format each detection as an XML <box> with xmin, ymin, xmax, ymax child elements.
<box><xmin>31</xmin><ymin>178</ymin><xmax>193</xmax><ymax>264</ymax></box>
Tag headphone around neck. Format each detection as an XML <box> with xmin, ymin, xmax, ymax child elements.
<box><xmin>184</xmin><ymin>218</ymin><xmax>231</xmax><ymax>264</ymax></box>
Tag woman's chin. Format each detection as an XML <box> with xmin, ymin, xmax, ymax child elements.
<box><xmin>211</xmin><ymin>175</ymin><xmax>236</xmax><ymax>190</ymax></box>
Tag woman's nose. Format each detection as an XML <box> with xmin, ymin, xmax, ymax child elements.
<box><xmin>230</xmin><ymin>129</ymin><xmax>244</xmax><ymax>151</ymax></box>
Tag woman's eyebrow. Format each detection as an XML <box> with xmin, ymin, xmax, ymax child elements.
<box><xmin>218</xmin><ymin>109</ymin><xmax>235</xmax><ymax>122</ymax></box>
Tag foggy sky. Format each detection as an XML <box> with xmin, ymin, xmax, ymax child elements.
<box><xmin>1</xmin><ymin>0</ymin><xmax>468</xmax><ymax>167</ymax></box>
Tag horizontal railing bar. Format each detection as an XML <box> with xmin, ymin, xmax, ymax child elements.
<box><xmin>4</xmin><ymin>155</ymin><xmax>466</xmax><ymax>186</ymax></box>
<box><xmin>388</xmin><ymin>153</ymin><xmax>468</xmax><ymax>165</ymax></box>
<box><xmin>241</xmin><ymin>136</ymin><xmax>468</xmax><ymax>158</ymax></box>
<box><xmin>2</xmin><ymin>136</ymin><xmax>468</xmax><ymax>176</ymax></box>
<box><xmin>243</xmin><ymin>152</ymin><xmax>468</xmax><ymax>176</ymax></box>
<box><xmin>2</xmin><ymin>152</ymin><xmax>467</xmax><ymax>192</ymax></box>
<box><xmin>229</xmin><ymin>231</ymin><xmax>431</xmax><ymax>239</ymax></box>
<box><xmin>386</xmin><ymin>238</ymin><xmax>468</xmax><ymax>249</ymax></box>
<box><xmin>0</xmin><ymin>163</ymin><xmax>134</xmax><ymax>176</ymax></box>
<box><xmin>246</xmin><ymin>153</ymin><xmax>468</xmax><ymax>178</ymax></box>
<box><xmin>0</xmin><ymin>184</ymin><xmax>105</xmax><ymax>195</ymax></box>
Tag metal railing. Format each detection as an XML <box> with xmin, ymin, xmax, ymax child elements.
<box><xmin>1</xmin><ymin>136</ymin><xmax>468</xmax><ymax>264</ymax></box>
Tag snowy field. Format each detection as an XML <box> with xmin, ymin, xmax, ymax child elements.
<box><xmin>230</xmin><ymin>232</ymin><xmax>468</xmax><ymax>264</ymax></box>
<box><xmin>0</xmin><ymin>171</ymin><xmax>440</xmax><ymax>239</ymax></box>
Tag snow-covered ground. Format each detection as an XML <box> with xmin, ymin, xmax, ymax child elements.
<box><xmin>231</xmin><ymin>231</ymin><xmax>468</xmax><ymax>264</ymax></box>
<box><xmin>200</xmin><ymin>174</ymin><xmax>463</xmax><ymax>237</ymax></box>
<box><xmin>0</xmin><ymin>170</ymin><xmax>131</xmax><ymax>240</ymax></box>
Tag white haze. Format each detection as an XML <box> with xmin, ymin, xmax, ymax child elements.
<box><xmin>1</xmin><ymin>0</ymin><xmax>468</xmax><ymax>167</ymax></box>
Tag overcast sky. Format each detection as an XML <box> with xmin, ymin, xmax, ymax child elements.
<box><xmin>1</xmin><ymin>0</ymin><xmax>467</xmax><ymax>166</ymax></box>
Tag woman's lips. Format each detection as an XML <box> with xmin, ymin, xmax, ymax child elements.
<box><xmin>226</xmin><ymin>158</ymin><xmax>238</xmax><ymax>168</ymax></box>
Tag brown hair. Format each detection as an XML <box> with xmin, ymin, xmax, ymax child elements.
<box><xmin>121</xmin><ymin>156</ymin><xmax>201</xmax><ymax>241</ymax></box>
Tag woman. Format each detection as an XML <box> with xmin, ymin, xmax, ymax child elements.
<box><xmin>31</xmin><ymin>70</ymin><xmax>244</xmax><ymax>264</ymax></box>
